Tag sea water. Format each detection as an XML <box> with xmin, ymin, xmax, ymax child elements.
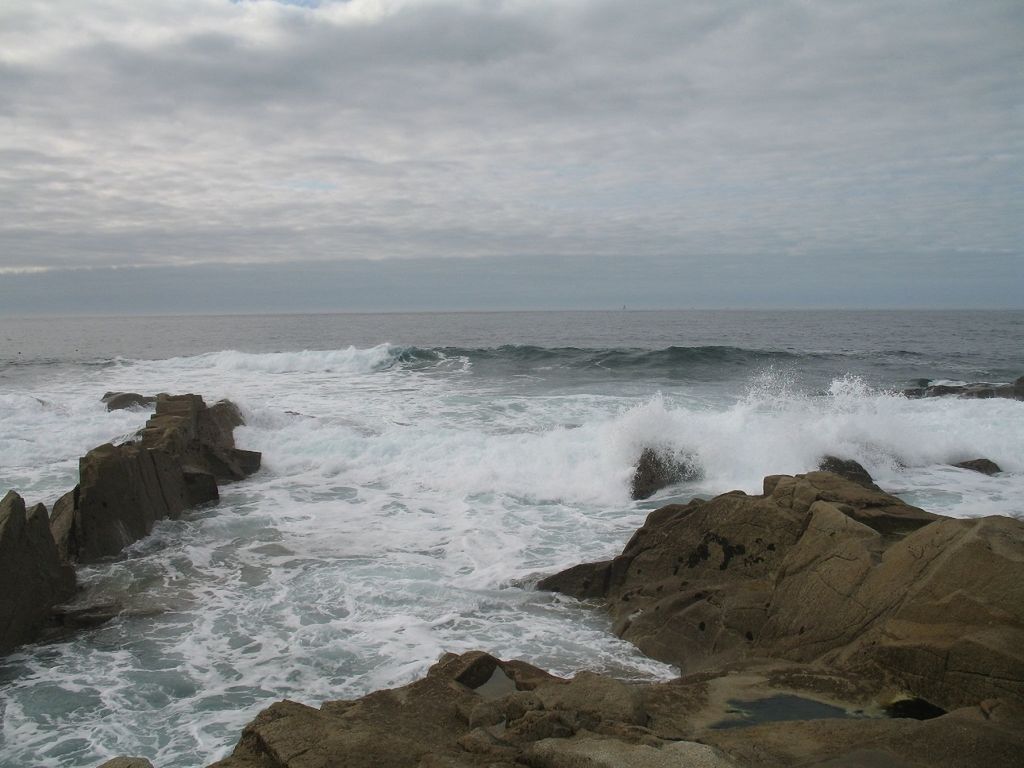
<box><xmin>1</xmin><ymin>310</ymin><xmax>1022</xmax><ymax>767</ymax></box>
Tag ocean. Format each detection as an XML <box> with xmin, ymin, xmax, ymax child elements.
<box><xmin>1</xmin><ymin>310</ymin><xmax>1022</xmax><ymax>767</ymax></box>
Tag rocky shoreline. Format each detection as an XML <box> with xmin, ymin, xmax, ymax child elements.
<box><xmin>93</xmin><ymin>464</ymin><xmax>1022</xmax><ymax>768</ymax></box>
<box><xmin>1</xmin><ymin>393</ymin><xmax>261</xmax><ymax>653</ymax></box>
<box><xmin>5</xmin><ymin>398</ymin><xmax>1022</xmax><ymax>767</ymax></box>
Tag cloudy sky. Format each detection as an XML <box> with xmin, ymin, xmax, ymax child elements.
<box><xmin>1</xmin><ymin>0</ymin><xmax>1021</xmax><ymax>312</ymax></box>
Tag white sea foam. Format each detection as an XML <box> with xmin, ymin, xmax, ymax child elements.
<box><xmin>162</xmin><ymin>345</ymin><xmax>405</xmax><ymax>375</ymax></box>
<box><xmin>0</xmin><ymin>348</ymin><xmax>1021</xmax><ymax>767</ymax></box>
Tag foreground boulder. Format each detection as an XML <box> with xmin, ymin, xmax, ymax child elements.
<box><xmin>539</xmin><ymin>472</ymin><xmax>1024</xmax><ymax>710</ymax></box>
<box><xmin>104</xmin><ymin>649</ymin><xmax>1023</xmax><ymax>767</ymax></box>
<box><xmin>0</xmin><ymin>491</ymin><xmax>76</xmax><ymax>653</ymax></box>
<box><xmin>51</xmin><ymin>394</ymin><xmax>261</xmax><ymax>563</ymax></box>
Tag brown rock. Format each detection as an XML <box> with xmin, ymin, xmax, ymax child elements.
<box><xmin>0</xmin><ymin>491</ymin><xmax>76</xmax><ymax>653</ymax></box>
<box><xmin>817</xmin><ymin>456</ymin><xmax>879</xmax><ymax>490</ymax></box>
<box><xmin>96</xmin><ymin>758</ymin><xmax>155</xmax><ymax>768</ymax></box>
<box><xmin>202</xmin><ymin>650</ymin><xmax>1024</xmax><ymax>768</ymax></box>
<box><xmin>49</xmin><ymin>488</ymin><xmax>78</xmax><ymax>563</ymax></box>
<box><xmin>58</xmin><ymin>394</ymin><xmax>261</xmax><ymax>563</ymax></box>
<box><xmin>526</xmin><ymin>735</ymin><xmax>738</xmax><ymax>767</ymax></box>
<box><xmin>538</xmin><ymin>472</ymin><xmax>1023</xmax><ymax>709</ymax></box>
<box><xmin>70</xmin><ymin>442</ymin><xmax>191</xmax><ymax>562</ymax></box>
<box><xmin>101</xmin><ymin>392</ymin><xmax>157</xmax><ymax>411</ymax></box>
<box><xmin>630</xmin><ymin>447</ymin><xmax>699</xmax><ymax>500</ymax></box>
<box><xmin>183</xmin><ymin>468</ymin><xmax>220</xmax><ymax>507</ymax></box>
<box><xmin>953</xmin><ymin>458</ymin><xmax>1002</xmax><ymax>475</ymax></box>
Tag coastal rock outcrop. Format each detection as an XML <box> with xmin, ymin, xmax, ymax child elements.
<box><xmin>119</xmin><ymin>648</ymin><xmax>1023</xmax><ymax>768</ymax></box>
<box><xmin>94</xmin><ymin>473</ymin><xmax>1024</xmax><ymax>767</ymax></box>
<box><xmin>52</xmin><ymin>394</ymin><xmax>261</xmax><ymax>563</ymax></box>
<box><xmin>539</xmin><ymin>471</ymin><xmax>1023</xmax><ymax>710</ymax></box>
<box><xmin>0</xmin><ymin>491</ymin><xmax>76</xmax><ymax>653</ymax></box>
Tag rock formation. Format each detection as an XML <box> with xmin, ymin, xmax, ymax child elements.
<box><xmin>102</xmin><ymin>392</ymin><xmax>158</xmax><ymax>411</ymax></box>
<box><xmin>51</xmin><ymin>394</ymin><xmax>261</xmax><ymax>563</ymax></box>
<box><xmin>953</xmin><ymin>458</ymin><xmax>1002</xmax><ymax>475</ymax></box>
<box><xmin>539</xmin><ymin>472</ymin><xmax>1023</xmax><ymax>711</ymax></box>
<box><xmin>630</xmin><ymin>447</ymin><xmax>699</xmax><ymax>500</ymax></box>
<box><xmin>0</xmin><ymin>491</ymin><xmax>76</xmax><ymax>653</ymax></box>
<box><xmin>816</xmin><ymin>455</ymin><xmax>879</xmax><ymax>489</ymax></box>
<box><xmin>93</xmin><ymin>471</ymin><xmax>1024</xmax><ymax>767</ymax></box>
<box><xmin>1</xmin><ymin>393</ymin><xmax>260</xmax><ymax>655</ymax></box>
<box><xmin>155</xmin><ymin>649</ymin><xmax>1021</xmax><ymax>767</ymax></box>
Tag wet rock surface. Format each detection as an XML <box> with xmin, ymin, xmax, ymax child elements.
<box><xmin>953</xmin><ymin>458</ymin><xmax>1002</xmax><ymax>475</ymax></box>
<box><xmin>539</xmin><ymin>472</ymin><xmax>1021</xmax><ymax>710</ymax></box>
<box><xmin>0</xmin><ymin>491</ymin><xmax>76</xmax><ymax>653</ymax></box>
<box><xmin>102</xmin><ymin>392</ymin><xmax>158</xmax><ymax>411</ymax></box>
<box><xmin>630</xmin><ymin>447</ymin><xmax>700</xmax><ymax>500</ymax></box>
<box><xmin>54</xmin><ymin>394</ymin><xmax>261</xmax><ymax>563</ymax></box>
<box><xmin>2</xmin><ymin>394</ymin><xmax>260</xmax><ymax>654</ymax></box>
<box><xmin>817</xmin><ymin>455</ymin><xmax>879</xmax><ymax>489</ymax></box>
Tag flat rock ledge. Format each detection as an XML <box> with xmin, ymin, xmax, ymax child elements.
<box><xmin>110</xmin><ymin>648</ymin><xmax>1023</xmax><ymax>768</ymax></box>
<box><xmin>103</xmin><ymin>471</ymin><xmax>1024</xmax><ymax>767</ymax></box>
<box><xmin>1</xmin><ymin>394</ymin><xmax>261</xmax><ymax>654</ymax></box>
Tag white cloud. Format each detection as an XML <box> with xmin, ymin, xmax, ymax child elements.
<box><xmin>0</xmin><ymin>0</ymin><xmax>1020</xmax><ymax>277</ymax></box>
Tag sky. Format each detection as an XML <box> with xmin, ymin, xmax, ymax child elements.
<box><xmin>0</xmin><ymin>0</ymin><xmax>1021</xmax><ymax>313</ymax></box>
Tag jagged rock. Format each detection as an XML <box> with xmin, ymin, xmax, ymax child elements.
<box><xmin>101</xmin><ymin>392</ymin><xmax>157</xmax><ymax>411</ymax></box>
<box><xmin>63</xmin><ymin>441</ymin><xmax>192</xmax><ymax>562</ymax></box>
<box><xmin>903</xmin><ymin>376</ymin><xmax>1024</xmax><ymax>400</ymax></box>
<box><xmin>0</xmin><ymin>491</ymin><xmax>76</xmax><ymax>653</ymax></box>
<box><xmin>54</xmin><ymin>394</ymin><xmax>261</xmax><ymax>563</ymax></box>
<box><xmin>630</xmin><ymin>447</ymin><xmax>699</xmax><ymax>500</ymax></box>
<box><xmin>817</xmin><ymin>456</ymin><xmax>879</xmax><ymax>490</ymax></box>
<box><xmin>539</xmin><ymin>472</ymin><xmax>1023</xmax><ymax>710</ymax></box>
<box><xmin>49</xmin><ymin>488</ymin><xmax>78</xmax><ymax>563</ymax></box>
<box><xmin>139</xmin><ymin>395</ymin><xmax>258</xmax><ymax>482</ymax></box>
<box><xmin>953</xmin><ymin>458</ymin><xmax>1002</xmax><ymax>475</ymax></box>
